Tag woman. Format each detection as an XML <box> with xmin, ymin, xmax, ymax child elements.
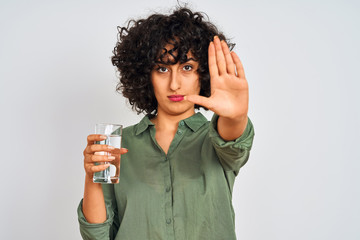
<box><xmin>78</xmin><ymin>7</ymin><xmax>254</xmax><ymax>240</ymax></box>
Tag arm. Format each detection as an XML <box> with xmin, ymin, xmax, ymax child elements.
<box><xmin>209</xmin><ymin>114</ymin><xmax>254</xmax><ymax>176</ymax></box>
<box><xmin>78</xmin><ymin>183</ymin><xmax>119</xmax><ymax>240</ymax></box>
<box><xmin>78</xmin><ymin>135</ymin><xmax>126</xmax><ymax>239</ymax></box>
<box><xmin>83</xmin><ymin>175</ymin><xmax>107</xmax><ymax>223</ymax></box>
<box><xmin>82</xmin><ymin>134</ymin><xmax>114</xmax><ymax>223</ymax></box>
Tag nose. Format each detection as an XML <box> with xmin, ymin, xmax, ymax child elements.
<box><xmin>169</xmin><ymin>71</ymin><xmax>181</xmax><ymax>91</ymax></box>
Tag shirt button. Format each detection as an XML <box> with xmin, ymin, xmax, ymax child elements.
<box><xmin>180</xmin><ymin>121</ymin><xmax>184</xmax><ymax>126</ymax></box>
<box><xmin>177</xmin><ymin>130</ymin><xmax>182</xmax><ymax>134</ymax></box>
<box><xmin>166</xmin><ymin>219</ymin><xmax>172</xmax><ymax>224</ymax></box>
<box><xmin>166</xmin><ymin>187</ymin><xmax>171</xmax><ymax>192</ymax></box>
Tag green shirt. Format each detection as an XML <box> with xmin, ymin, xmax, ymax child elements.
<box><xmin>78</xmin><ymin>113</ymin><xmax>255</xmax><ymax>240</ymax></box>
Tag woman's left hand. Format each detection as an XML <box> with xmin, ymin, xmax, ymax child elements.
<box><xmin>186</xmin><ymin>36</ymin><xmax>248</xmax><ymax>121</ymax></box>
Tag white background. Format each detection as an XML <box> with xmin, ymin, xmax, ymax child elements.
<box><xmin>1</xmin><ymin>0</ymin><xmax>359</xmax><ymax>239</ymax></box>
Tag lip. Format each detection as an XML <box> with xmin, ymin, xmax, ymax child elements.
<box><xmin>168</xmin><ymin>95</ymin><xmax>184</xmax><ymax>102</ymax></box>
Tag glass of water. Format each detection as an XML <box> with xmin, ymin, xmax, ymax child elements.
<box><xmin>93</xmin><ymin>123</ymin><xmax>122</xmax><ymax>184</ymax></box>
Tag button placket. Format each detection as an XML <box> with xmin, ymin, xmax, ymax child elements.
<box><xmin>162</xmin><ymin>121</ymin><xmax>188</xmax><ymax>239</ymax></box>
<box><xmin>163</xmin><ymin>154</ymin><xmax>174</xmax><ymax>238</ymax></box>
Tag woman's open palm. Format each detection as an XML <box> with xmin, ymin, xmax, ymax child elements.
<box><xmin>186</xmin><ymin>36</ymin><xmax>249</xmax><ymax>120</ymax></box>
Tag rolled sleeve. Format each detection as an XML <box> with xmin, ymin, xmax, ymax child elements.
<box><xmin>209</xmin><ymin>114</ymin><xmax>255</xmax><ymax>175</ymax></box>
<box><xmin>77</xmin><ymin>198</ymin><xmax>115</xmax><ymax>240</ymax></box>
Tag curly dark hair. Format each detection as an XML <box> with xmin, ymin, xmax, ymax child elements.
<box><xmin>111</xmin><ymin>7</ymin><xmax>234</xmax><ymax>115</ymax></box>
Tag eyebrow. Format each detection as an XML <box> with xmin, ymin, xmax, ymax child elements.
<box><xmin>155</xmin><ymin>59</ymin><xmax>198</xmax><ymax>66</ymax></box>
<box><xmin>185</xmin><ymin>58</ymin><xmax>197</xmax><ymax>63</ymax></box>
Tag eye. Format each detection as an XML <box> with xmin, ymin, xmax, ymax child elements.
<box><xmin>157</xmin><ymin>66</ymin><xmax>168</xmax><ymax>73</ymax></box>
<box><xmin>183</xmin><ymin>65</ymin><xmax>193</xmax><ymax>71</ymax></box>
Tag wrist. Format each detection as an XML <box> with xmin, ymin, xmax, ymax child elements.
<box><xmin>220</xmin><ymin>114</ymin><xmax>247</xmax><ymax>125</ymax></box>
<box><xmin>85</xmin><ymin>173</ymin><xmax>94</xmax><ymax>184</ymax></box>
<box><xmin>217</xmin><ymin>115</ymin><xmax>248</xmax><ymax>141</ymax></box>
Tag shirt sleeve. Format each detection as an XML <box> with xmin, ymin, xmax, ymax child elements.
<box><xmin>209</xmin><ymin>114</ymin><xmax>255</xmax><ymax>176</ymax></box>
<box><xmin>77</xmin><ymin>184</ymin><xmax>119</xmax><ymax>240</ymax></box>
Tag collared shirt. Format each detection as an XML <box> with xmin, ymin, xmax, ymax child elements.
<box><xmin>78</xmin><ymin>113</ymin><xmax>255</xmax><ymax>240</ymax></box>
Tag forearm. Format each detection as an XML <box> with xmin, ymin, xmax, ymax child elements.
<box><xmin>217</xmin><ymin>115</ymin><xmax>248</xmax><ymax>141</ymax></box>
<box><xmin>82</xmin><ymin>175</ymin><xmax>107</xmax><ymax>223</ymax></box>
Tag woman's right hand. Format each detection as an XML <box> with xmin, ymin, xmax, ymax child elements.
<box><xmin>83</xmin><ymin>134</ymin><xmax>127</xmax><ymax>180</ymax></box>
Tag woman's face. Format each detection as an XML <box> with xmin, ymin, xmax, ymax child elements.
<box><xmin>151</xmin><ymin>46</ymin><xmax>201</xmax><ymax>118</ymax></box>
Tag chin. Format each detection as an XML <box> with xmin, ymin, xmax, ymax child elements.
<box><xmin>162</xmin><ymin>105</ymin><xmax>195</xmax><ymax>116</ymax></box>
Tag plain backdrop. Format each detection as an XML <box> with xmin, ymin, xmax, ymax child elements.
<box><xmin>1</xmin><ymin>0</ymin><xmax>359</xmax><ymax>239</ymax></box>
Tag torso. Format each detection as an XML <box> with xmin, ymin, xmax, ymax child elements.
<box><xmin>110</xmin><ymin>113</ymin><xmax>240</xmax><ymax>240</ymax></box>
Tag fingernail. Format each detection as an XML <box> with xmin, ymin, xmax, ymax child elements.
<box><xmin>108</xmin><ymin>156</ymin><xmax>115</xmax><ymax>160</ymax></box>
<box><xmin>108</xmin><ymin>145</ymin><xmax>115</xmax><ymax>150</ymax></box>
<box><xmin>100</xmin><ymin>135</ymin><xmax>107</xmax><ymax>139</ymax></box>
<box><xmin>183</xmin><ymin>95</ymin><xmax>187</xmax><ymax>100</ymax></box>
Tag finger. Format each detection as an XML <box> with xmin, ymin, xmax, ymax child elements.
<box><xmin>208</xmin><ymin>41</ymin><xmax>218</xmax><ymax>78</ymax></box>
<box><xmin>91</xmin><ymin>154</ymin><xmax>116</xmax><ymax>162</ymax></box>
<box><xmin>221</xmin><ymin>40</ymin><xmax>235</xmax><ymax>75</ymax></box>
<box><xmin>185</xmin><ymin>95</ymin><xmax>213</xmax><ymax>110</ymax></box>
<box><xmin>85</xmin><ymin>144</ymin><xmax>115</xmax><ymax>154</ymax></box>
<box><xmin>214</xmin><ymin>36</ymin><xmax>227</xmax><ymax>75</ymax></box>
<box><xmin>231</xmin><ymin>51</ymin><xmax>245</xmax><ymax>78</ymax></box>
<box><xmin>111</xmin><ymin>148</ymin><xmax>129</xmax><ymax>155</ymax></box>
<box><xmin>90</xmin><ymin>163</ymin><xmax>110</xmax><ymax>173</ymax></box>
<box><xmin>87</xmin><ymin>134</ymin><xmax>107</xmax><ymax>145</ymax></box>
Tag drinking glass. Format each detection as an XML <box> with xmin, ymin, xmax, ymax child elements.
<box><xmin>93</xmin><ymin>123</ymin><xmax>122</xmax><ymax>184</ymax></box>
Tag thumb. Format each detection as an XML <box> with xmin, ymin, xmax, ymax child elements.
<box><xmin>185</xmin><ymin>95</ymin><xmax>213</xmax><ymax>110</ymax></box>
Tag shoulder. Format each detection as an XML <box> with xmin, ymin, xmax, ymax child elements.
<box><xmin>122</xmin><ymin>124</ymin><xmax>136</xmax><ymax>136</ymax></box>
<box><xmin>122</xmin><ymin>115</ymin><xmax>153</xmax><ymax>137</ymax></box>
<box><xmin>122</xmin><ymin>121</ymin><xmax>141</xmax><ymax>137</ymax></box>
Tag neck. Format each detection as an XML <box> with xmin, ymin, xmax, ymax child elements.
<box><xmin>152</xmin><ymin>109</ymin><xmax>195</xmax><ymax>132</ymax></box>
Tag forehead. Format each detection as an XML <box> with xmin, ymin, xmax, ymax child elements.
<box><xmin>156</xmin><ymin>43</ymin><xmax>196</xmax><ymax>64</ymax></box>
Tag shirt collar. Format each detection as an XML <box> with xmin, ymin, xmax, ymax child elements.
<box><xmin>183</xmin><ymin>112</ymin><xmax>208</xmax><ymax>132</ymax></box>
<box><xmin>135</xmin><ymin>112</ymin><xmax>208</xmax><ymax>135</ymax></box>
<box><xmin>135</xmin><ymin>115</ymin><xmax>155</xmax><ymax>135</ymax></box>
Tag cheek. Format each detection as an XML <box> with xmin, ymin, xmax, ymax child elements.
<box><xmin>151</xmin><ymin>75</ymin><xmax>161</xmax><ymax>95</ymax></box>
<box><xmin>194</xmin><ymin>78</ymin><xmax>201</xmax><ymax>93</ymax></box>
<box><xmin>185</xmin><ymin>73</ymin><xmax>201</xmax><ymax>92</ymax></box>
